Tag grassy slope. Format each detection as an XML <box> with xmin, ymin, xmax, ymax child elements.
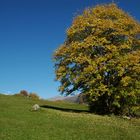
<box><xmin>0</xmin><ymin>94</ymin><xmax>140</xmax><ymax>140</ymax></box>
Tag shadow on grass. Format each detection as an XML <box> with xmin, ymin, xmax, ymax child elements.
<box><xmin>40</xmin><ymin>105</ymin><xmax>90</xmax><ymax>113</ymax></box>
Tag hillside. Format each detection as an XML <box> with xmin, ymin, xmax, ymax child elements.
<box><xmin>0</xmin><ymin>94</ymin><xmax>140</xmax><ymax>140</ymax></box>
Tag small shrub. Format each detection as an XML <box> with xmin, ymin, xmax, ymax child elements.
<box><xmin>29</xmin><ymin>93</ymin><xmax>40</xmax><ymax>100</ymax></box>
<box><xmin>19</xmin><ymin>90</ymin><xmax>29</xmax><ymax>97</ymax></box>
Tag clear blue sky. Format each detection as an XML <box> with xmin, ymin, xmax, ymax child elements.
<box><xmin>0</xmin><ymin>0</ymin><xmax>140</xmax><ymax>99</ymax></box>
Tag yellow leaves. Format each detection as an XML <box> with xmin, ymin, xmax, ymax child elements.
<box><xmin>54</xmin><ymin>44</ymin><xmax>67</xmax><ymax>58</ymax></box>
<box><xmin>83</xmin><ymin>65</ymin><xmax>96</xmax><ymax>74</ymax></box>
<box><xmin>96</xmin><ymin>56</ymin><xmax>106</xmax><ymax>63</ymax></box>
<box><xmin>106</xmin><ymin>45</ymin><xmax>117</xmax><ymax>52</ymax></box>
<box><xmin>56</xmin><ymin>66</ymin><xmax>67</xmax><ymax>80</ymax></box>
<box><xmin>118</xmin><ymin>67</ymin><xmax>125</xmax><ymax>77</ymax></box>
<box><xmin>67</xmin><ymin>2</ymin><xmax>140</xmax><ymax>42</ymax></box>
<box><xmin>70</xmin><ymin>41</ymin><xmax>80</xmax><ymax>50</ymax></box>
<box><xmin>96</xmin><ymin>74</ymin><xmax>102</xmax><ymax>80</ymax></box>
<box><xmin>83</xmin><ymin>35</ymin><xmax>96</xmax><ymax>46</ymax></box>
<box><xmin>120</xmin><ymin>44</ymin><xmax>131</xmax><ymax>49</ymax></box>
<box><xmin>57</xmin><ymin>66</ymin><xmax>66</xmax><ymax>72</ymax></box>
<box><xmin>98</xmin><ymin>84</ymin><xmax>108</xmax><ymax>93</ymax></box>
<box><xmin>92</xmin><ymin>3</ymin><xmax>119</xmax><ymax>18</ymax></box>
<box><xmin>121</xmin><ymin>76</ymin><xmax>132</xmax><ymax>87</ymax></box>
<box><xmin>133</xmin><ymin>64</ymin><xmax>140</xmax><ymax>73</ymax></box>
<box><xmin>74</xmin><ymin>55</ymin><xmax>90</xmax><ymax>64</ymax></box>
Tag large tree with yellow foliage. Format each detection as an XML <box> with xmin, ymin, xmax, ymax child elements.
<box><xmin>54</xmin><ymin>4</ymin><xmax>140</xmax><ymax>115</ymax></box>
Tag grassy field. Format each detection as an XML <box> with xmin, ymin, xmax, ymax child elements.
<box><xmin>0</xmin><ymin>94</ymin><xmax>140</xmax><ymax>140</ymax></box>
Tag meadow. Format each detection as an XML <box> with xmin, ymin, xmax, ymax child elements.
<box><xmin>0</xmin><ymin>94</ymin><xmax>140</xmax><ymax>140</ymax></box>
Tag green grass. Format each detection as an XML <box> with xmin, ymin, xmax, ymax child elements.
<box><xmin>0</xmin><ymin>94</ymin><xmax>140</xmax><ymax>140</ymax></box>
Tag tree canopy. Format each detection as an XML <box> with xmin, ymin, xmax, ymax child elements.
<box><xmin>54</xmin><ymin>3</ymin><xmax>140</xmax><ymax>115</ymax></box>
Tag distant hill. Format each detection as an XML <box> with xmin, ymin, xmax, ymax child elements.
<box><xmin>48</xmin><ymin>95</ymin><xmax>79</xmax><ymax>103</ymax></box>
<box><xmin>48</xmin><ymin>94</ymin><xmax>88</xmax><ymax>104</ymax></box>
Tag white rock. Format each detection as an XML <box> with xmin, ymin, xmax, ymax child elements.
<box><xmin>32</xmin><ymin>104</ymin><xmax>40</xmax><ymax>111</ymax></box>
<box><xmin>122</xmin><ymin>116</ymin><xmax>131</xmax><ymax>120</ymax></box>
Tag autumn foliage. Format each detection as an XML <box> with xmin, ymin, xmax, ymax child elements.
<box><xmin>54</xmin><ymin>4</ymin><xmax>140</xmax><ymax>115</ymax></box>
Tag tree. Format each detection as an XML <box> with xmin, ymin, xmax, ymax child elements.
<box><xmin>54</xmin><ymin>3</ymin><xmax>140</xmax><ymax>115</ymax></box>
